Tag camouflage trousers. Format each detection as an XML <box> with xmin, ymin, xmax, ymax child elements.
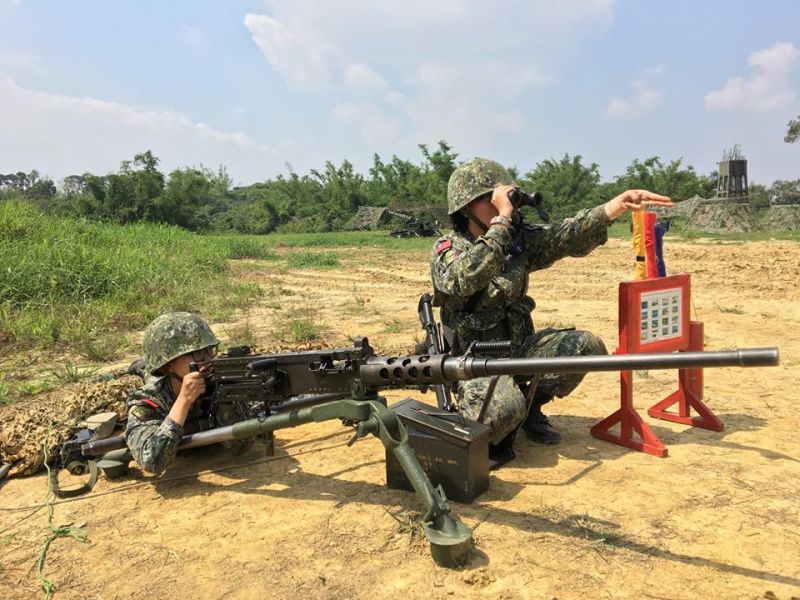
<box><xmin>456</xmin><ymin>328</ymin><xmax>608</xmax><ymax>443</ymax></box>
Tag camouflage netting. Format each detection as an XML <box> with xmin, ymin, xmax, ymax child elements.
<box><xmin>350</xmin><ymin>206</ymin><xmax>391</xmax><ymax>230</ymax></box>
<box><xmin>669</xmin><ymin>195</ymin><xmax>703</xmax><ymax>218</ymax></box>
<box><xmin>761</xmin><ymin>205</ymin><xmax>800</xmax><ymax>231</ymax></box>
<box><xmin>687</xmin><ymin>202</ymin><xmax>759</xmax><ymax>233</ymax></box>
<box><xmin>0</xmin><ymin>374</ymin><xmax>142</xmax><ymax>478</ymax></box>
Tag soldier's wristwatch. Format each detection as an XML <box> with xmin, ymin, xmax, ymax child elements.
<box><xmin>490</xmin><ymin>215</ymin><xmax>513</xmax><ymax>228</ymax></box>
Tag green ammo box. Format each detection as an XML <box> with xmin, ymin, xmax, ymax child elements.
<box><xmin>385</xmin><ymin>397</ymin><xmax>491</xmax><ymax>503</ymax></box>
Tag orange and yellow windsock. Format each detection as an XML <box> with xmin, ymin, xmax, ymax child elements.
<box><xmin>632</xmin><ymin>211</ymin><xmax>662</xmax><ymax>279</ymax></box>
<box><xmin>632</xmin><ymin>211</ymin><xmax>647</xmax><ymax>280</ymax></box>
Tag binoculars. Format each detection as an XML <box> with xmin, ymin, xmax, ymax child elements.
<box><xmin>508</xmin><ymin>189</ymin><xmax>549</xmax><ymax>223</ymax></box>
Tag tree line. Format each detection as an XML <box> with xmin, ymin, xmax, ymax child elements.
<box><xmin>1</xmin><ymin>140</ymin><xmax>796</xmax><ymax>234</ymax></box>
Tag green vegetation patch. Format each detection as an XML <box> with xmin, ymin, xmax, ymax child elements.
<box><xmin>286</xmin><ymin>251</ymin><xmax>341</xmax><ymax>269</ymax></box>
<box><xmin>275</xmin><ymin>315</ymin><xmax>322</xmax><ymax>344</ymax></box>
<box><xmin>211</xmin><ymin>235</ymin><xmax>278</xmax><ymax>260</ymax></box>
<box><xmin>267</xmin><ymin>230</ymin><xmax>436</xmax><ymax>251</ymax></box>
<box><xmin>0</xmin><ymin>201</ymin><xmax>260</xmax><ymax>350</ymax></box>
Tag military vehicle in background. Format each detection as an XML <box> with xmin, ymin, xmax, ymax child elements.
<box><xmin>349</xmin><ymin>205</ymin><xmax>442</xmax><ymax>238</ymax></box>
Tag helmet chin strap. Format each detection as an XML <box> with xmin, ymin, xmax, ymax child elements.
<box><xmin>464</xmin><ymin>210</ymin><xmax>490</xmax><ymax>234</ymax></box>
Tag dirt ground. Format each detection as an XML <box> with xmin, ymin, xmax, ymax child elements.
<box><xmin>1</xmin><ymin>237</ymin><xmax>799</xmax><ymax>600</ymax></box>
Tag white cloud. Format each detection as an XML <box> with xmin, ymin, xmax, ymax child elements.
<box><xmin>0</xmin><ymin>74</ymin><xmax>276</xmax><ymax>183</ymax></box>
<box><xmin>0</xmin><ymin>51</ymin><xmax>42</xmax><ymax>73</ymax></box>
<box><xmin>244</xmin><ymin>12</ymin><xmax>336</xmax><ymax>87</ymax></box>
<box><xmin>704</xmin><ymin>41</ymin><xmax>799</xmax><ymax>112</ymax></box>
<box><xmin>332</xmin><ymin>101</ymin><xmax>401</xmax><ymax>144</ymax></box>
<box><xmin>244</xmin><ymin>1</ymin><xmax>614</xmax><ymax>148</ymax></box>
<box><xmin>344</xmin><ymin>63</ymin><xmax>388</xmax><ymax>91</ymax></box>
<box><xmin>606</xmin><ymin>82</ymin><xmax>662</xmax><ymax>120</ymax></box>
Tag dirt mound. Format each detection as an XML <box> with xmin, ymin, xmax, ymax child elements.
<box><xmin>0</xmin><ymin>374</ymin><xmax>141</xmax><ymax>477</ymax></box>
<box><xmin>761</xmin><ymin>204</ymin><xmax>800</xmax><ymax>230</ymax></box>
<box><xmin>687</xmin><ymin>201</ymin><xmax>759</xmax><ymax>232</ymax></box>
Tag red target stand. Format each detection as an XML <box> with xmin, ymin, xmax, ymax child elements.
<box><xmin>590</xmin><ymin>274</ymin><xmax>724</xmax><ymax>457</ymax></box>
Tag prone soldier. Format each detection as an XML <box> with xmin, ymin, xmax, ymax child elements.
<box><xmin>126</xmin><ymin>312</ymin><xmax>220</xmax><ymax>473</ymax></box>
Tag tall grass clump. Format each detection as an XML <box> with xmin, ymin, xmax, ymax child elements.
<box><xmin>0</xmin><ymin>201</ymin><xmax>259</xmax><ymax>349</ymax></box>
<box><xmin>211</xmin><ymin>235</ymin><xmax>278</xmax><ymax>260</ymax></box>
<box><xmin>286</xmin><ymin>251</ymin><xmax>340</xmax><ymax>269</ymax></box>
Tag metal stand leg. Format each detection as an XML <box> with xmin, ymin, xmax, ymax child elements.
<box><xmin>590</xmin><ymin>366</ymin><xmax>668</xmax><ymax>457</ymax></box>
<box><xmin>648</xmin><ymin>322</ymin><xmax>724</xmax><ymax>431</ymax></box>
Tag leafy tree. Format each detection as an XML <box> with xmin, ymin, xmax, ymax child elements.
<box><xmin>419</xmin><ymin>140</ymin><xmax>458</xmax><ymax>184</ymax></box>
<box><xmin>82</xmin><ymin>150</ymin><xmax>166</xmax><ymax>223</ymax></box>
<box><xmin>769</xmin><ymin>179</ymin><xmax>800</xmax><ymax>205</ymax></box>
<box><xmin>748</xmin><ymin>183</ymin><xmax>770</xmax><ymax>209</ymax></box>
<box><xmin>516</xmin><ymin>154</ymin><xmax>602</xmax><ymax>220</ymax></box>
<box><xmin>785</xmin><ymin>115</ymin><xmax>799</xmax><ymax>143</ymax></box>
<box><xmin>156</xmin><ymin>167</ymin><xmax>214</xmax><ymax>228</ymax></box>
<box><xmin>611</xmin><ymin>157</ymin><xmax>715</xmax><ymax>201</ymax></box>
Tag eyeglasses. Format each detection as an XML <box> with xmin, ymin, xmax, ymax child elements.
<box><xmin>189</xmin><ymin>345</ymin><xmax>218</xmax><ymax>362</ymax></box>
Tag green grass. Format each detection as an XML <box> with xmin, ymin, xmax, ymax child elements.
<box><xmin>383</xmin><ymin>321</ymin><xmax>402</xmax><ymax>334</ymax></box>
<box><xmin>275</xmin><ymin>316</ymin><xmax>322</xmax><ymax>343</ymax></box>
<box><xmin>717</xmin><ymin>305</ymin><xmax>745</xmax><ymax>314</ymax></box>
<box><xmin>264</xmin><ymin>230</ymin><xmax>437</xmax><ymax>251</ymax></box>
<box><xmin>606</xmin><ymin>217</ymin><xmax>800</xmax><ymax>242</ymax></box>
<box><xmin>0</xmin><ymin>200</ymin><xmax>260</xmax><ymax>350</ymax></box>
<box><xmin>208</xmin><ymin>235</ymin><xmax>278</xmax><ymax>260</ymax></box>
<box><xmin>224</xmin><ymin>318</ymin><xmax>260</xmax><ymax>348</ymax></box>
<box><xmin>46</xmin><ymin>361</ymin><xmax>100</xmax><ymax>383</ymax></box>
<box><xmin>286</xmin><ymin>251</ymin><xmax>341</xmax><ymax>269</ymax></box>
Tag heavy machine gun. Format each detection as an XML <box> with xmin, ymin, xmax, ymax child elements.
<box><xmin>55</xmin><ymin>337</ymin><xmax>779</xmax><ymax>567</ymax></box>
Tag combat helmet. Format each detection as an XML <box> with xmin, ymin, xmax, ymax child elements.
<box><xmin>142</xmin><ymin>312</ymin><xmax>220</xmax><ymax>375</ymax></box>
<box><xmin>447</xmin><ymin>158</ymin><xmax>516</xmax><ymax>215</ymax></box>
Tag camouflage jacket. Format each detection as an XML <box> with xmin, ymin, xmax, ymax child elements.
<box><xmin>125</xmin><ymin>376</ymin><xmax>206</xmax><ymax>474</ymax></box>
<box><xmin>430</xmin><ymin>206</ymin><xmax>610</xmax><ymax>353</ymax></box>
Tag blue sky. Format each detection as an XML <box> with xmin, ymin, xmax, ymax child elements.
<box><xmin>1</xmin><ymin>0</ymin><xmax>798</xmax><ymax>190</ymax></box>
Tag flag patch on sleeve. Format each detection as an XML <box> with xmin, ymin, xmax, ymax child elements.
<box><xmin>435</xmin><ymin>240</ymin><xmax>452</xmax><ymax>254</ymax></box>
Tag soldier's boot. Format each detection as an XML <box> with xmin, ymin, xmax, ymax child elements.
<box><xmin>488</xmin><ymin>431</ymin><xmax>517</xmax><ymax>469</ymax></box>
<box><xmin>522</xmin><ymin>401</ymin><xmax>561</xmax><ymax>445</ymax></box>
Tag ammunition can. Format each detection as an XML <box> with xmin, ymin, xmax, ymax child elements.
<box><xmin>385</xmin><ymin>398</ymin><xmax>490</xmax><ymax>503</ymax></box>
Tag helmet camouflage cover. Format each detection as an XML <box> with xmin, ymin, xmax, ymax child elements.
<box><xmin>447</xmin><ymin>158</ymin><xmax>516</xmax><ymax>215</ymax></box>
<box><xmin>142</xmin><ymin>312</ymin><xmax>220</xmax><ymax>375</ymax></box>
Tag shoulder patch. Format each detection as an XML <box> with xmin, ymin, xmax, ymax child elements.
<box><xmin>435</xmin><ymin>240</ymin><xmax>452</xmax><ymax>255</ymax></box>
<box><xmin>130</xmin><ymin>404</ymin><xmax>159</xmax><ymax>421</ymax></box>
<box><xmin>138</xmin><ymin>397</ymin><xmax>160</xmax><ymax>410</ymax></box>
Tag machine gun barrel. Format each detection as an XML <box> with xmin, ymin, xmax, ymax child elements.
<box><xmin>359</xmin><ymin>347</ymin><xmax>779</xmax><ymax>387</ymax></box>
<box><xmin>447</xmin><ymin>347</ymin><xmax>778</xmax><ymax>379</ymax></box>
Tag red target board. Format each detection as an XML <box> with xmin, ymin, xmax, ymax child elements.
<box><xmin>590</xmin><ymin>274</ymin><xmax>723</xmax><ymax>457</ymax></box>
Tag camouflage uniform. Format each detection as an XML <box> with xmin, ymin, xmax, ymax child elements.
<box><xmin>126</xmin><ymin>376</ymin><xmax>207</xmax><ymax>474</ymax></box>
<box><xmin>431</xmin><ymin>202</ymin><xmax>611</xmax><ymax>443</ymax></box>
<box><xmin>125</xmin><ymin>312</ymin><xmax>219</xmax><ymax>474</ymax></box>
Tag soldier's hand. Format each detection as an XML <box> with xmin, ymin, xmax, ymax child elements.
<box><xmin>604</xmin><ymin>189</ymin><xmax>673</xmax><ymax>221</ymax></box>
<box><xmin>491</xmin><ymin>185</ymin><xmax>516</xmax><ymax>219</ymax></box>
<box><xmin>177</xmin><ymin>371</ymin><xmax>207</xmax><ymax>407</ymax></box>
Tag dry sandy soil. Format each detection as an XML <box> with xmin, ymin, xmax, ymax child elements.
<box><xmin>1</xmin><ymin>237</ymin><xmax>799</xmax><ymax>600</ymax></box>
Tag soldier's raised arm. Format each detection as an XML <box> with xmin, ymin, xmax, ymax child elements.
<box><xmin>521</xmin><ymin>189</ymin><xmax>673</xmax><ymax>271</ymax></box>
